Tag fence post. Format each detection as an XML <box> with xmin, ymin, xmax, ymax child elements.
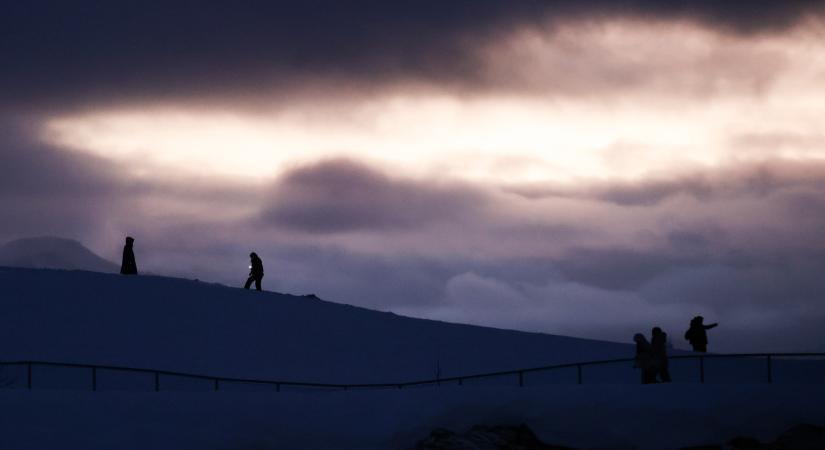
<box><xmin>214</xmin><ymin>379</ymin><xmax>219</xmax><ymax>391</ymax></box>
<box><xmin>518</xmin><ymin>371</ymin><xmax>524</xmax><ymax>387</ymax></box>
<box><xmin>767</xmin><ymin>355</ymin><xmax>773</xmax><ymax>384</ymax></box>
<box><xmin>276</xmin><ymin>383</ymin><xmax>281</xmax><ymax>392</ymax></box>
<box><xmin>27</xmin><ymin>362</ymin><xmax>32</xmax><ymax>390</ymax></box>
<box><xmin>92</xmin><ymin>367</ymin><xmax>97</xmax><ymax>392</ymax></box>
<box><xmin>458</xmin><ymin>378</ymin><xmax>463</xmax><ymax>386</ymax></box>
<box><xmin>699</xmin><ymin>356</ymin><xmax>705</xmax><ymax>384</ymax></box>
<box><xmin>154</xmin><ymin>372</ymin><xmax>160</xmax><ymax>392</ymax></box>
<box><xmin>576</xmin><ymin>364</ymin><xmax>582</xmax><ymax>384</ymax></box>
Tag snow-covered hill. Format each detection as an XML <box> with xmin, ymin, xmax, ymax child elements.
<box><xmin>0</xmin><ymin>266</ymin><xmax>633</xmax><ymax>384</ymax></box>
<box><xmin>0</xmin><ymin>237</ymin><xmax>118</xmax><ymax>273</ymax></box>
<box><xmin>2</xmin><ymin>267</ymin><xmax>825</xmax><ymax>450</ymax></box>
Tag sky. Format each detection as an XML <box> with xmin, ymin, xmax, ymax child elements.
<box><xmin>3</xmin><ymin>1</ymin><xmax>825</xmax><ymax>352</ymax></box>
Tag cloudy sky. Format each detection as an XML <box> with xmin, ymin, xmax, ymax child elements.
<box><xmin>3</xmin><ymin>1</ymin><xmax>825</xmax><ymax>352</ymax></box>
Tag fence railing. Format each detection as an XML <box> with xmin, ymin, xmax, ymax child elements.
<box><xmin>2</xmin><ymin>353</ymin><xmax>824</xmax><ymax>392</ymax></box>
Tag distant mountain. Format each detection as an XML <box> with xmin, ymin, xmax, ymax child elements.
<box><xmin>0</xmin><ymin>236</ymin><xmax>118</xmax><ymax>273</ymax></box>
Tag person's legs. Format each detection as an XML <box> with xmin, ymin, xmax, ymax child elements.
<box><xmin>244</xmin><ymin>276</ymin><xmax>254</xmax><ymax>289</ymax></box>
<box><xmin>254</xmin><ymin>275</ymin><xmax>262</xmax><ymax>291</ymax></box>
<box><xmin>642</xmin><ymin>367</ymin><xmax>656</xmax><ymax>384</ymax></box>
<box><xmin>659</xmin><ymin>362</ymin><xmax>672</xmax><ymax>382</ymax></box>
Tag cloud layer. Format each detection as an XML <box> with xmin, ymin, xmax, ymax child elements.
<box><xmin>261</xmin><ymin>159</ymin><xmax>486</xmax><ymax>233</ymax></box>
<box><xmin>3</xmin><ymin>1</ymin><xmax>825</xmax><ymax>108</ymax></box>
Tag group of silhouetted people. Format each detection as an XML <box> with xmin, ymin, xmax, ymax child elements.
<box><xmin>118</xmin><ymin>236</ymin><xmax>265</xmax><ymax>291</ymax></box>
<box><xmin>633</xmin><ymin>316</ymin><xmax>719</xmax><ymax>384</ymax></box>
<box><xmin>633</xmin><ymin>327</ymin><xmax>670</xmax><ymax>384</ymax></box>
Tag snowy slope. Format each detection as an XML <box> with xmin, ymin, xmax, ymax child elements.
<box><xmin>0</xmin><ymin>267</ymin><xmax>635</xmax><ymax>384</ymax></box>
<box><xmin>2</xmin><ymin>267</ymin><xmax>825</xmax><ymax>450</ymax></box>
<box><xmin>0</xmin><ymin>237</ymin><xmax>118</xmax><ymax>273</ymax></box>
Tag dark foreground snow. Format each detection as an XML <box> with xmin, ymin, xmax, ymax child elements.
<box><xmin>2</xmin><ymin>385</ymin><xmax>824</xmax><ymax>450</ymax></box>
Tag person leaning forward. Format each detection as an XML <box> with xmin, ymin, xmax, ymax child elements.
<box><xmin>244</xmin><ymin>252</ymin><xmax>264</xmax><ymax>291</ymax></box>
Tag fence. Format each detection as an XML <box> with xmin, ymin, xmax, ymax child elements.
<box><xmin>2</xmin><ymin>353</ymin><xmax>824</xmax><ymax>392</ymax></box>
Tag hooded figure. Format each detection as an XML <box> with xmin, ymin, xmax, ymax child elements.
<box><xmin>120</xmin><ymin>236</ymin><xmax>138</xmax><ymax>275</ymax></box>
<box><xmin>684</xmin><ymin>316</ymin><xmax>718</xmax><ymax>352</ymax></box>
<box><xmin>244</xmin><ymin>252</ymin><xmax>264</xmax><ymax>291</ymax></box>
<box><xmin>633</xmin><ymin>333</ymin><xmax>657</xmax><ymax>384</ymax></box>
<box><xmin>650</xmin><ymin>327</ymin><xmax>671</xmax><ymax>383</ymax></box>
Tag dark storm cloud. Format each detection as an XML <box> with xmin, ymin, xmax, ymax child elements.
<box><xmin>0</xmin><ymin>117</ymin><xmax>127</xmax><ymax>238</ymax></box>
<box><xmin>2</xmin><ymin>1</ymin><xmax>824</xmax><ymax>108</ymax></box>
<box><xmin>553</xmin><ymin>247</ymin><xmax>690</xmax><ymax>291</ymax></box>
<box><xmin>260</xmin><ymin>159</ymin><xmax>486</xmax><ymax>233</ymax></box>
<box><xmin>271</xmin><ymin>244</ymin><xmax>456</xmax><ymax>310</ymax></box>
<box><xmin>0</xmin><ymin>117</ymin><xmax>123</xmax><ymax>196</ymax></box>
<box><xmin>507</xmin><ymin>160</ymin><xmax>825</xmax><ymax>206</ymax></box>
<box><xmin>639</xmin><ymin>255</ymin><xmax>825</xmax><ymax>310</ymax></box>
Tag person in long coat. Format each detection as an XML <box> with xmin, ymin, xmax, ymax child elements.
<box><xmin>120</xmin><ymin>236</ymin><xmax>138</xmax><ymax>275</ymax></box>
<box><xmin>650</xmin><ymin>327</ymin><xmax>672</xmax><ymax>383</ymax></box>
<box><xmin>633</xmin><ymin>333</ymin><xmax>657</xmax><ymax>384</ymax></box>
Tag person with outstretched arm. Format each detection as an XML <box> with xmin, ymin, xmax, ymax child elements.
<box><xmin>684</xmin><ymin>316</ymin><xmax>718</xmax><ymax>352</ymax></box>
<box><xmin>244</xmin><ymin>252</ymin><xmax>264</xmax><ymax>291</ymax></box>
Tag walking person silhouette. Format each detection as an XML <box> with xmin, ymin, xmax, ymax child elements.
<box><xmin>244</xmin><ymin>252</ymin><xmax>264</xmax><ymax>291</ymax></box>
<box><xmin>120</xmin><ymin>236</ymin><xmax>138</xmax><ymax>275</ymax></box>
<box><xmin>684</xmin><ymin>316</ymin><xmax>718</xmax><ymax>352</ymax></box>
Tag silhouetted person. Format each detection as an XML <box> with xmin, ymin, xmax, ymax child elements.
<box><xmin>633</xmin><ymin>333</ymin><xmax>656</xmax><ymax>384</ymax></box>
<box><xmin>684</xmin><ymin>316</ymin><xmax>718</xmax><ymax>352</ymax></box>
<box><xmin>120</xmin><ymin>236</ymin><xmax>138</xmax><ymax>275</ymax></box>
<box><xmin>244</xmin><ymin>252</ymin><xmax>264</xmax><ymax>291</ymax></box>
<box><xmin>650</xmin><ymin>327</ymin><xmax>671</xmax><ymax>383</ymax></box>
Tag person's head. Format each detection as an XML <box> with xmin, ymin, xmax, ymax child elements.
<box><xmin>249</xmin><ymin>252</ymin><xmax>258</xmax><ymax>259</ymax></box>
<box><xmin>652</xmin><ymin>327</ymin><xmax>663</xmax><ymax>336</ymax></box>
<box><xmin>125</xmin><ymin>236</ymin><xmax>134</xmax><ymax>245</ymax></box>
<box><xmin>633</xmin><ymin>333</ymin><xmax>646</xmax><ymax>343</ymax></box>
